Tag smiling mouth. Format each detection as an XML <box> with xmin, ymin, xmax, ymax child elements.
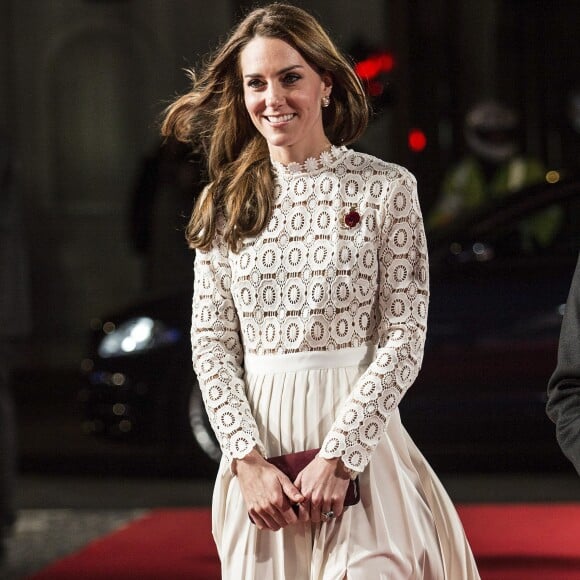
<box><xmin>265</xmin><ymin>113</ymin><xmax>296</xmax><ymax>124</ymax></box>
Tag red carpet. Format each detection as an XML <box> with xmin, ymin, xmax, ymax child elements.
<box><xmin>456</xmin><ymin>504</ymin><xmax>580</xmax><ymax>579</ymax></box>
<box><xmin>28</xmin><ymin>509</ymin><xmax>220</xmax><ymax>580</ymax></box>
<box><xmin>29</xmin><ymin>504</ymin><xmax>580</xmax><ymax>579</ymax></box>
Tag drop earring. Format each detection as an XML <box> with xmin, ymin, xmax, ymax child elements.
<box><xmin>321</xmin><ymin>95</ymin><xmax>330</xmax><ymax>108</ymax></box>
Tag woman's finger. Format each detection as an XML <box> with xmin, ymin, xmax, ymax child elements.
<box><xmin>249</xmin><ymin>510</ymin><xmax>270</xmax><ymax>530</ymax></box>
<box><xmin>279</xmin><ymin>474</ymin><xmax>304</xmax><ymax>505</ymax></box>
<box><xmin>279</xmin><ymin>501</ymin><xmax>299</xmax><ymax>526</ymax></box>
<box><xmin>309</xmin><ymin>497</ymin><xmax>323</xmax><ymax>523</ymax></box>
<box><xmin>256</xmin><ymin>508</ymin><xmax>282</xmax><ymax>531</ymax></box>
<box><xmin>320</xmin><ymin>500</ymin><xmax>334</xmax><ymax>523</ymax></box>
<box><xmin>296</xmin><ymin>500</ymin><xmax>310</xmax><ymax>522</ymax></box>
<box><xmin>268</xmin><ymin>504</ymin><xmax>290</xmax><ymax>529</ymax></box>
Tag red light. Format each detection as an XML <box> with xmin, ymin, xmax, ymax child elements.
<box><xmin>355</xmin><ymin>59</ymin><xmax>381</xmax><ymax>80</ymax></box>
<box><xmin>355</xmin><ymin>52</ymin><xmax>395</xmax><ymax>81</ymax></box>
<box><xmin>378</xmin><ymin>53</ymin><xmax>394</xmax><ymax>73</ymax></box>
<box><xmin>408</xmin><ymin>129</ymin><xmax>427</xmax><ymax>152</ymax></box>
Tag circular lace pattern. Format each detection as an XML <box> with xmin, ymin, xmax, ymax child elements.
<box><xmin>192</xmin><ymin>148</ymin><xmax>429</xmax><ymax>468</ymax></box>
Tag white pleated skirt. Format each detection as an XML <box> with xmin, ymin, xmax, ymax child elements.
<box><xmin>211</xmin><ymin>347</ymin><xmax>480</xmax><ymax>579</ymax></box>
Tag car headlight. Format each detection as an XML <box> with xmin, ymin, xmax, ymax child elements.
<box><xmin>98</xmin><ymin>317</ymin><xmax>181</xmax><ymax>358</ymax></box>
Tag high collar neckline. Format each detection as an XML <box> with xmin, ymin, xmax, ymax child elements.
<box><xmin>270</xmin><ymin>145</ymin><xmax>347</xmax><ymax>176</ymax></box>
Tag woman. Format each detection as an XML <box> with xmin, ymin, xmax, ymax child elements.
<box><xmin>162</xmin><ymin>4</ymin><xmax>479</xmax><ymax>578</ymax></box>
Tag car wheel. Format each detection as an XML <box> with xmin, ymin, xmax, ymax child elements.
<box><xmin>189</xmin><ymin>387</ymin><xmax>222</xmax><ymax>463</ymax></box>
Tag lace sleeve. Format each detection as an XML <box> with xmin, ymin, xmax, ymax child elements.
<box><xmin>319</xmin><ymin>169</ymin><xmax>429</xmax><ymax>472</ymax></box>
<box><xmin>191</xmin><ymin>218</ymin><xmax>265</xmax><ymax>462</ymax></box>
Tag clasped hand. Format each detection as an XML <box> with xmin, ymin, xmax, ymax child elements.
<box><xmin>234</xmin><ymin>449</ymin><xmax>351</xmax><ymax>531</ymax></box>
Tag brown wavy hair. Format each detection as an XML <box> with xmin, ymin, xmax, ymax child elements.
<box><xmin>161</xmin><ymin>3</ymin><xmax>369</xmax><ymax>252</ymax></box>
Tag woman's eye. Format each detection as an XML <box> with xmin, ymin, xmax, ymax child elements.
<box><xmin>283</xmin><ymin>73</ymin><xmax>301</xmax><ymax>85</ymax></box>
<box><xmin>247</xmin><ymin>79</ymin><xmax>264</xmax><ymax>89</ymax></box>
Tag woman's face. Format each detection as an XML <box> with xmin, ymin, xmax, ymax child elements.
<box><xmin>239</xmin><ymin>36</ymin><xmax>332</xmax><ymax>164</ymax></box>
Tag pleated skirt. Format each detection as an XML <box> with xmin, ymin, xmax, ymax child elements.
<box><xmin>211</xmin><ymin>347</ymin><xmax>480</xmax><ymax>579</ymax></box>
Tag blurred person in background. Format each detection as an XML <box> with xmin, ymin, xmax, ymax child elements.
<box><xmin>428</xmin><ymin>100</ymin><xmax>562</xmax><ymax>250</ymax></box>
<box><xmin>429</xmin><ymin>100</ymin><xmax>545</xmax><ymax>228</ymax></box>
<box><xmin>0</xmin><ymin>129</ymin><xmax>31</xmax><ymax>560</ymax></box>
<box><xmin>162</xmin><ymin>4</ymin><xmax>479</xmax><ymax>578</ymax></box>
<box><xmin>547</xmin><ymin>252</ymin><xmax>580</xmax><ymax>476</ymax></box>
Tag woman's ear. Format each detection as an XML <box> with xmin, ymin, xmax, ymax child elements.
<box><xmin>321</xmin><ymin>72</ymin><xmax>333</xmax><ymax>97</ymax></box>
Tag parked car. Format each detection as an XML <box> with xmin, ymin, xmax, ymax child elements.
<box><xmin>404</xmin><ymin>173</ymin><xmax>579</xmax><ymax>470</ymax></box>
<box><xmin>78</xmin><ymin>174</ymin><xmax>580</xmax><ymax>473</ymax></box>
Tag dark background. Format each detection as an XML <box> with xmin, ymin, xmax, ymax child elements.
<box><xmin>1</xmin><ymin>0</ymin><xmax>579</xmax><ymax>476</ymax></box>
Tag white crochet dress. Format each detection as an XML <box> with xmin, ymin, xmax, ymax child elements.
<box><xmin>191</xmin><ymin>146</ymin><xmax>480</xmax><ymax>579</ymax></box>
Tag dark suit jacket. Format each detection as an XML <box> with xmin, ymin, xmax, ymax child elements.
<box><xmin>546</xmin><ymin>253</ymin><xmax>580</xmax><ymax>475</ymax></box>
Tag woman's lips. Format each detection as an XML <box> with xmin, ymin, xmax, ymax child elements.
<box><xmin>264</xmin><ymin>113</ymin><xmax>296</xmax><ymax>124</ymax></box>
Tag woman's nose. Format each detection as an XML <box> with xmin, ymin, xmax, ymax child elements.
<box><xmin>265</xmin><ymin>84</ymin><xmax>284</xmax><ymax>108</ymax></box>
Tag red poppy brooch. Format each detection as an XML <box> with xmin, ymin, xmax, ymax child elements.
<box><xmin>342</xmin><ymin>206</ymin><xmax>361</xmax><ymax>229</ymax></box>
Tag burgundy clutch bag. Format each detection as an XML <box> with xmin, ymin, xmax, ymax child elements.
<box><xmin>266</xmin><ymin>448</ymin><xmax>360</xmax><ymax>507</ymax></box>
<box><xmin>249</xmin><ymin>448</ymin><xmax>360</xmax><ymax>523</ymax></box>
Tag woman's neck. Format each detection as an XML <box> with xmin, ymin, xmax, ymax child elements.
<box><xmin>268</xmin><ymin>139</ymin><xmax>332</xmax><ymax>167</ymax></box>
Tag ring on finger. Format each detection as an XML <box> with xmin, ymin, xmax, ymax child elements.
<box><xmin>321</xmin><ymin>509</ymin><xmax>335</xmax><ymax>520</ymax></box>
